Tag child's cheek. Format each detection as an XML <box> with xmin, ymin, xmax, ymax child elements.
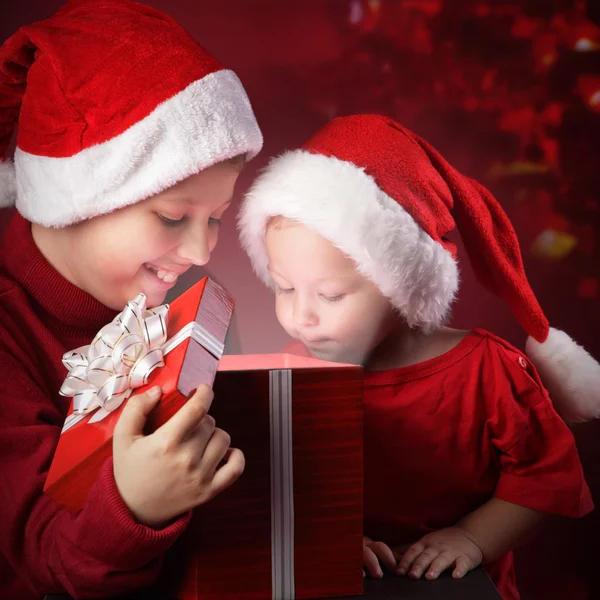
<box><xmin>331</xmin><ymin>310</ymin><xmax>351</xmax><ymax>339</ymax></box>
<box><xmin>275</xmin><ymin>300</ymin><xmax>295</xmax><ymax>337</ymax></box>
<box><xmin>92</xmin><ymin>247</ymin><xmax>120</xmax><ymax>276</ymax></box>
<box><xmin>144</xmin><ymin>229</ymin><xmax>178</xmax><ymax>260</ymax></box>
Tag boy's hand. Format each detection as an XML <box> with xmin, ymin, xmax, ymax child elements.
<box><xmin>396</xmin><ymin>527</ymin><xmax>483</xmax><ymax>580</ymax></box>
<box><xmin>363</xmin><ymin>536</ymin><xmax>399</xmax><ymax>579</ymax></box>
<box><xmin>113</xmin><ymin>384</ymin><xmax>245</xmax><ymax>528</ymax></box>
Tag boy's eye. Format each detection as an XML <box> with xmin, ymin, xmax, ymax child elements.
<box><xmin>208</xmin><ymin>216</ymin><xmax>222</xmax><ymax>227</ymax></box>
<box><xmin>322</xmin><ymin>294</ymin><xmax>346</xmax><ymax>303</ymax></box>
<box><xmin>158</xmin><ymin>213</ymin><xmax>187</xmax><ymax>227</ymax></box>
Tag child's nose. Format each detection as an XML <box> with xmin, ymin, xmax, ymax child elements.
<box><xmin>176</xmin><ymin>226</ymin><xmax>211</xmax><ymax>266</ymax></box>
<box><xmin>293</xmin><ymin>294</ymin><xmax>318</xmax><ymax>327</ymax></box>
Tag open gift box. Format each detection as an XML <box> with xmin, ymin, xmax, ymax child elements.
<box><xmin>45</xmin><ymin>278</ymin><xmax>364</xmax><ymax>599</ymax></box>
<box><xmin>174</xmin><ymin>353</ymin><xmax>364</xmax><ymax>600</ymax></box>
<box><xmin>44</xmin><ymin>277</ymin><xmax>234</xmax><ymax>512</ymax></box>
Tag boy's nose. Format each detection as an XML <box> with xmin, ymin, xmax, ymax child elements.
<box><xmin>176</xmin><ymin>227</ymin><xmax>211</xmax><ymax>266</ymax></box>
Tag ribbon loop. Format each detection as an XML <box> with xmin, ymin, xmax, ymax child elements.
<box><xmin>60</xmin><ymin>293</ymin><xmax>170</xmax><ymax>427</ymax></box>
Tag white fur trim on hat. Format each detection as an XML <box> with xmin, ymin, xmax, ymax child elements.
<box><xmin>0</xmin><ymin>161</ymin><xmax>16</xmax><ymax>208</ymax></box>
<box><xmin>238</xmin><ymin>150</ymin><xmax>459</xmax><ymax>331</ymax></box>
<box><xmin>15</xmin><ymin>70</ymin><xmax>263</xmax><ymax>227</ymax></box>
<box><xmin>526</xmin><ymin>328</ymin><xmax>600</xmax><ymax>423</ymax></box>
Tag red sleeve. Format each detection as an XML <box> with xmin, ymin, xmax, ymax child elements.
<box><xmin>0</xmin><ymin>351</ymin><xmax>191</xmax><ymax>598</ymax></box>
<box><xmin>482</xmin><ymin>335</ymin><xmax>593</xmax><ymax>517</ymax></box>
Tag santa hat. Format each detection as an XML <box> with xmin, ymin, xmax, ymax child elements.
<box><xmin>0</xmin><ymin>0</ymin><xmax>262</xmax><ymax>227</ymax></box>
<box><xmin>238</xmin><ymin>114</ymin><xmax>600</xmax><ymax>423</ymax></box>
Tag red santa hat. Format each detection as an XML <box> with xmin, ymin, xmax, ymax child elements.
<box><xmin>238</xmin><ymin>114</ymin><xmax>600</xmax><ymax>423</ymax></box>
<box><xmin>0</xmin><ymin>0</ymin><xmax>262</xmax><ymax>227</ymax></box>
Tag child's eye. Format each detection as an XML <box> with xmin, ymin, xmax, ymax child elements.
<box><xmin>158</xmin><ymin>213</ymin><xmax>187</xmax><ymax>227</ymax></box>
<box><xmin>208</xmin><ymin>216</ymin><xmax>222</xmax><ymax>227</ymax></box>
<box><xmin>275</xmin><ymin>286</ymin><xmax>294</xmax><ymax>295</ymax></box>
<box><xmin>322</xmin><ymin>294</ymin><xmax>346</xmax><ymax>303</ymax></box>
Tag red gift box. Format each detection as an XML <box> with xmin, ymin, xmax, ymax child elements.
<box><xmin>174</xmin><ymin>354</ymin><xmax>364</xmax><ymax>600</ymax></box>
<box><xmin>44</xmin><ymin>277</ymin><xmax>234</xmax><ymax>512</ymax></box>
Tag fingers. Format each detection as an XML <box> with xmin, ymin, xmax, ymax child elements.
<box><xmin>370</xmin><ymin>541</ymin><xmax>397</xmax><ymax>574</ymax></box>
<box><xmin>391</xmin><ymin>544</ymin><xmax>411</xmax><ymax>564</ymax></box>
<box><xmin>194</xmin><ymin>426</ymin><xmax>230</xmax><ymax>478</ymax></box>
<box><xmin>453</xmin><ymin>556</ymin><xmax>473</xmax><ymax>579</ymax></box>
<box><xmin>396</xmin><ymin>541</ymin><xmax>425</xmax><ymax>576</ymax></box>
<box><xmin>154</xmin><ymin>384</ymin><xmax>214</xmax><ymax>445</ymax></box>
<box><xmin>114</xmin><ymin>386</ymin><xmax>162</xmax><ymax>450</ymax></box>
<box><xmin>397</xmin><ymin>544</ymin><xmax>475</xmax><ymax>580</ymax></box>
<box><xmin>425</xmin><ymin>551</ymin><xmax>457</xmax><ymax>580</ymax></box>
<box><xmin>206</xmin><ymin>448</ymin><xmax>245</xmax><ymax>500</ymax></box>
<box><xmin>406</xmin><ymin>547</ymin><xmax>440</xmax><ymax>579</ymax></box>
<box><xmin>363</xmin><ymin>545</ymin><xmax>384</xmax><ymax>579</ymax></box>
<box><xmin>363</xmin><ymin>539</ymin><xmax>397</xmax><ymax>578</ymax></box>
<box><xmin>184</xmin><ymin>414</ymin><xmax>216</xmax><ymax>452</ymax></box>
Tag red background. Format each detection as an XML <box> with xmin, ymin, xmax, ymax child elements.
<box><xmin>2</xmin><ymin>1</ymin><xmax>600</xmax><ymax>599</ymax></box>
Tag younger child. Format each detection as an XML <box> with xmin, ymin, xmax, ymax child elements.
<box><xmin>0</xmin><ymin>1</ymin><xmax>262</xmax><ymax>598</ymax></box>
<box><xmin>238</xmin><ymin>114</ymin><xmax>599</xmax><ymax>600</ymax></box>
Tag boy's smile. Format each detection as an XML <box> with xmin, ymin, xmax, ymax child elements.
<box><xmin>143</xmin><ymin>262</ymin><xmax>193</xmax><ymax>287</ymax></box>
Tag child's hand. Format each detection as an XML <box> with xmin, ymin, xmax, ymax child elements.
<box><xmin>113</xmin><ymin>384</ymin><xmax>245</xmax><ymax>528</ymax></box>
<box><xmin>363</xmin><ymin>536</ymin><xmax>399</xmax><ymax>579</ymax></box>
<box><xmin>396</xmin><ymin>527</ymin><xmax>483</xmax><ymax>580</ymax></box>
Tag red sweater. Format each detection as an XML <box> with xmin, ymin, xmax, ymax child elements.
<box><xmin>0</xmin><ymin>214</ymin><xmax>190</xmax><ymax>599</ymax></box>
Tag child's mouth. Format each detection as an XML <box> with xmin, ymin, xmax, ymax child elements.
<box><xmin>144</xmin><ymin>263</ymin><xmax>179</xmax><ymax>285</ymax></box>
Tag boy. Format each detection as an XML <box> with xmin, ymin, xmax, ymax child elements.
<box><xmin>0</xmin><ymin>1</ymin><xmax>262</xmax><ymax>597</ymax></box>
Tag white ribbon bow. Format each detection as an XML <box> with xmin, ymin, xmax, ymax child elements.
<box><xmin>60</xmin><ymin>294</ymin><xmax>170</xmax><ymax>428</ymax></box>
<box><xmin>60</xmin><ymin>284</ymin><xmax>227</xmax><ymax>433</ymax></box>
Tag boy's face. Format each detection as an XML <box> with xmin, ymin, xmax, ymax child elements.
<box><xmin>40</xmin><ymin>161</ymin><xmax>240</xmax><ymax>310</ymax></box>
<box><xmin>265</xmin><ymin>219</ymin><xmax>397</xmax><ymax>365</ymax></box>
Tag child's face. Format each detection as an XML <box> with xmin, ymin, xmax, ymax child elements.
<box><xmin>265</xmin><ymin>219</ymin><xmax>398</xmax><ymax>365</ymax></box>
<box><xmin>40</xmin><ymin>161</ymin><xmax>240</xmax><ymax>310</ymax></box>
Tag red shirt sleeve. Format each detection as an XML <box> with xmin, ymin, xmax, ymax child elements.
<box><xmin>483</xmin><ymin>336</ymin><xmax>593</xmax><ymax>517</ymax></box>
<box><xmin>0</xmin><ymin>351</ymin><xmax>191</xmax><ymax>598</ymax></box>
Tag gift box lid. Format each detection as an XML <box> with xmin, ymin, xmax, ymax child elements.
<box><xmin>218</xmin><ymin>353</ymin><xmax>357</xmax><ymax>371</ymax></box>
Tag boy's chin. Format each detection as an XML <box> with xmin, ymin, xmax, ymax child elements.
<box><xmin>109</xmin><ymin>288</ymin><xmax>166</xmax><ymax>311</ymax></box>
<box><xmin>144</xmin><ymin>291</ymin><xmax>168</xmax><ymax>309</ymax></box>
<box><xmin>137</xmin><ymin>282</ymin><xmax>169</xmax><ymax>308</ymax></box>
